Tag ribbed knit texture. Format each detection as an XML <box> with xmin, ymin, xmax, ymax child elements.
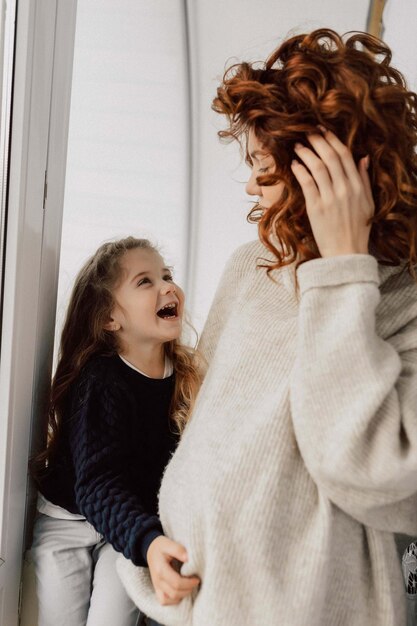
<box><xmin>117</xmin><ymin>240</ymin><xmax>417</xmax><ymax>625</ymax></box>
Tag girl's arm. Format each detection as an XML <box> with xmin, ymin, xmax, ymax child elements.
<box><xmin>69</xmin><ymin>367</ymin><xmax>199</xmax><ymax>603</ymax></box>
<box><xmin>68</xmin><ymin>370</ymin><xmax>163</xmax><ymax>566</ymax></box>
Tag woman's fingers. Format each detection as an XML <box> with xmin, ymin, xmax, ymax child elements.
<box><xmin>359</xmin><ymin>155</ymin><xmax>375</xmax><ymax>214</ymax></box>
<box><xmin>291</xmin><ymin>160</ymin><xmax>320</xmax><ymax>208</ymax></box>
<box><xmin>291</xmin><ymin>130</ymin><xmax>373</xmax><ymax>257</ymax></box>
<box><xmin>294</xmin><ymin>131</ymin><xmax>373</xmax><ymax>216</ymax></box>
<box><xmin>317</xmin><ymin>128</ymin><xmax>362</xmax><ymax>185</ymax></box>
<box><xmin>294</xmin><ymin>142</ymin><xmax>333</xmax><ymax>200</ymax></box>
<box><xmin>305</xmin><ymin>133</ymin><xmax>347</xmax><ymax>190</ymax></box>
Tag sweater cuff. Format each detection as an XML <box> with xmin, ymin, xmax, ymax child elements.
<box><xmin>297</xmin><ymin>254</ymin><xmax>379</xmax><ymax>296</ymax></box>
<box><xmin>139</xmin><ymin>528</ymin><xmax>164</xmax><ymax>565</ymax></box>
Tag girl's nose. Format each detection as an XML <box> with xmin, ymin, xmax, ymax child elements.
<box><xmin>160</xmin><ymin>281</ymin><xmax>176</xmax><ymax>295</ymax></box>
<box><xmin>245</xmin><ymin>169</ymin><xmax>262</xmax><ymax>196</ymax></box>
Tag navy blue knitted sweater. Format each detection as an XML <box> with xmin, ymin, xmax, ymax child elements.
<box><xmin>37</xmin><ymin>354</ymin><xmax>178</xmax><ymax>566</ymax></box>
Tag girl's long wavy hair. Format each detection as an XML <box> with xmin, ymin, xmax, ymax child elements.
<box><xmin>31</xmin><ymin>237</ymin><xmax>202</xmax><ymax>478</ymax></box>
<box><xmin>212</xmin><ymin>28</ymin><xmax>417</xmax><ymax>273</ymax></box>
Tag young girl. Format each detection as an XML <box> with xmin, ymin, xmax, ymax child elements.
<box><xmin>30</xmin><ymin>236</ymin><xmax>201</xmax><ymax>626</ymax></box>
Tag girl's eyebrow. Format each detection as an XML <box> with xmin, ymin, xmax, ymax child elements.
<box><xmin>130</xmin><ymin>271</ymin><xmax>149</xmax><ymax>283</ymax></box>
<box><xmin>130</xmin><ymin>267</ymin><xmax>173</xmax><ymax>283</ymax></box>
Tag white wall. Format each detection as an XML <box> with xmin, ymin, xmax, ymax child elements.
<box><xmin>187</xmin><ymin>0</ymin><xmax>370</xmax><ymax>329</ymax></box>
<box><xmin>57</xmin><ymin>1</ymin><xmax>370</xmax><ymax>342</ymax></box>
<box><xmin>382</xmin><ymin>0</ymin><xmax>417</xmax><ymax>92</ymax></box>
<box><xmin>56</xmin><ymin>0</ymin><xmax>189</xmax><ymax>345</ymax></box>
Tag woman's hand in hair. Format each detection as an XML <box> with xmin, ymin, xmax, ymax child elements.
<box><xmin>291</xmin><ymin>129</ymin><xmax>374</xmax><ymax>258</ymax></box>
<box><xmin>147</xmin><ymin>535</ymin><xmax>200</xmax><ymax>605</ymax></box>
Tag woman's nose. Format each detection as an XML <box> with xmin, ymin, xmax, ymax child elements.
<box><xmin>245</xmin><ymin>169</ymin><xmax>262</xmax><ymax>196</ymax></box>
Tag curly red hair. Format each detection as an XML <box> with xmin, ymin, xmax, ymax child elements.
<box><xmin>212</xmin><ymin>28</ymin><xmax>417</xmax><ymax>274</ymax></box>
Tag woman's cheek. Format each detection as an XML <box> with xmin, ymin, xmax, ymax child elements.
<box><xmin>263</xmin><ymin>182</ymin><xmax>284</xmax><ymax>206</ymax></box>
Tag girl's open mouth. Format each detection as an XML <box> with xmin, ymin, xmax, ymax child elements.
<box><xmin>156</xmin><ymin>302</ymin><xmax>179</xmax><ymax>319</ymax></box>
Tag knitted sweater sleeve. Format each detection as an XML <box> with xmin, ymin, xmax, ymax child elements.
<box><xmin>67</xmin><ymin>369</ymin><xmax>163</xmax><ymax>565</ymax></box>
<box><xmin>290</xmin><ymin>254</ymin><xmax>417</xmax><ymax>534</ymax></box>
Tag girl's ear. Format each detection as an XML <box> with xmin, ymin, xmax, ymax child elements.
<box><xmin>103</xmin><ymin>318</ymin><xmax>121</xmax><ymax>332</ymax></box>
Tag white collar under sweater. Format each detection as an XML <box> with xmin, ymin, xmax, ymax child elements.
<box><xmin>118</xmin><ymin>354</ymin><xmax>173</xmax><ymax>378</ymax></box>
<box><xmin>118</xmin><ymin>239</ymin><xmax>417</xmax><ymax>626</ymax></box>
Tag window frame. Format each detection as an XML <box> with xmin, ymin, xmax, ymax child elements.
<box><xmin>0</xmin><ymin>1</ymin><xmax>77</xmax><ymax>623</ymax></box>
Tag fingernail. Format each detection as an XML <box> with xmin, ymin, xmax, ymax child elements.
<box><xmin>291</xmin><ymin>159</ymin><xmax>299</xmax><ymax>167</ymax></box>
<box><xmin>317</xmin><ymin>124</ymin><xmax>327</xmax><ymax>133</ymax></box>
<box><xmin>364</xmin><ymin>155</ymin><xmax>370</xmax><ymax>169</ymax></box>
<box><xmin>294</xmin><ymin>143</ymin><xmax>303</xmax><ymax>151</ymax></box>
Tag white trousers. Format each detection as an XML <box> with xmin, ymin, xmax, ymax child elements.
<box><xmin>30</xmin><ymin>513</ymin><xmax>141</xmax><ymax>626</ymax></box>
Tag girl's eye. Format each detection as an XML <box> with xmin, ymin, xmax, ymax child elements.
<box><xmin>137</xmin><ymin>277</ymin><xmax>151</xmax><ymax>286</ymax></box>
<box><xmin>163</xmin><ymin>274</ymin><xmax>174</xmax><ymax>282</ymax></box>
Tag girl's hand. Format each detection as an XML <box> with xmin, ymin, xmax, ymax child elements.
<box><xmin>147</xmin><ymin>536</ymin><xmax>200</xmax><ymax>606</ymax></box>
<box><xmin>290</xmin><ymin>129</ymin><xmax>374</xmax><ymax>258</ymax></box>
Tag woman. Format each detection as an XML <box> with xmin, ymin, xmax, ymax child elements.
<box><xmin>118</xmin><ymin>28</ymin><xmax>417</xmax><ymax>625</ymax></box>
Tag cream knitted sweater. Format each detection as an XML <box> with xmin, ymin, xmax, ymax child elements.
<box><xmin>117</xmin><ymin>240</ymin><xmax>417</xmax><ymax>626</ymax></box>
